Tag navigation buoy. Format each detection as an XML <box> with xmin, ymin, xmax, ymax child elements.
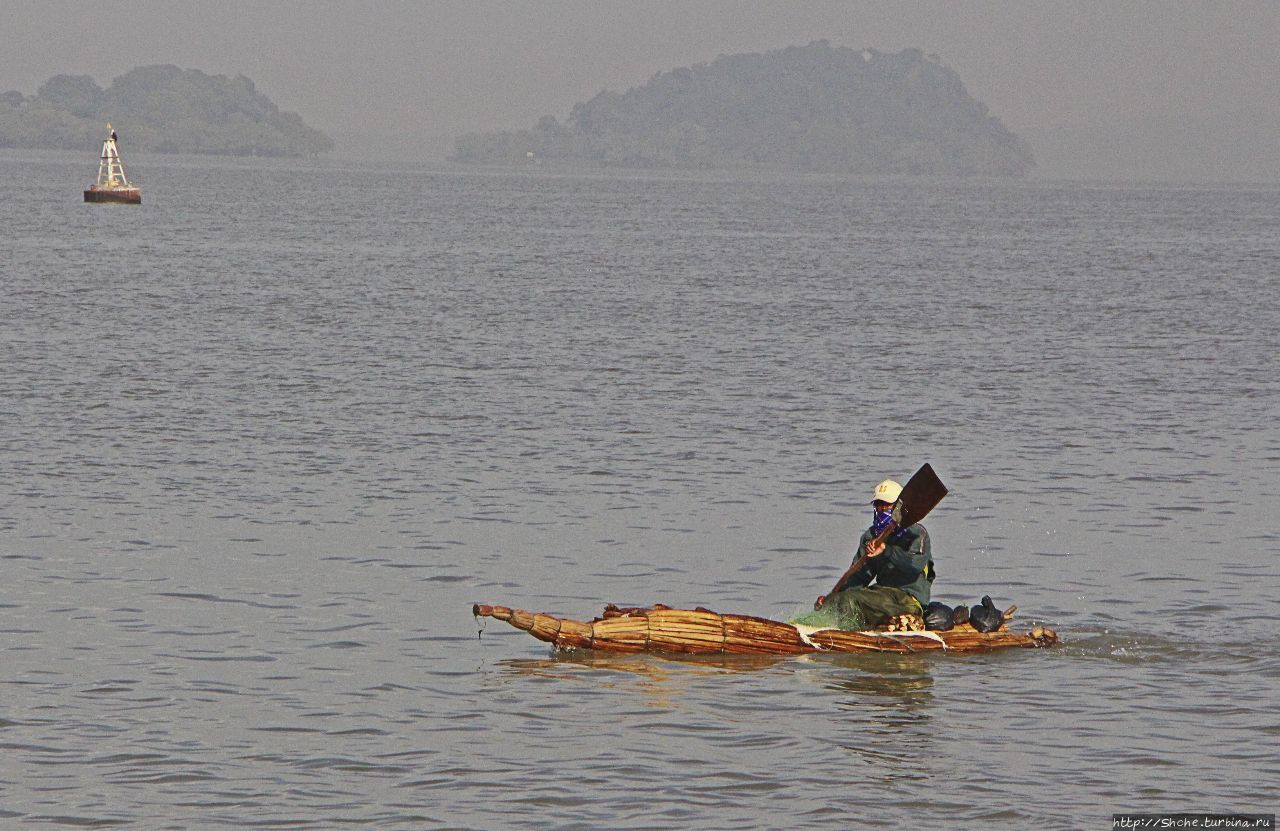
<box><xmin>84</xmin><ymin>124</ymin><xmax>142</xmax><ymax>204</ymax></box>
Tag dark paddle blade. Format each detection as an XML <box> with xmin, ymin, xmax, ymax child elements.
<box><xmin>895</xmin><ymin>463</ymin><xmax>948</xmax><ymax>527</ymax></box>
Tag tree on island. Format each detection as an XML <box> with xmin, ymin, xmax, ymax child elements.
<box><xmin>454</xmin><ymin>42</ymin><xmax>1034</xmax><ymax>176</ymax></box>
<box><xmin>0</xmin><ymin>65</ymin><xmax>333</xmax><ymax>157</ymax></box>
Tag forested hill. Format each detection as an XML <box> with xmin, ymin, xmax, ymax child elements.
<box><xmin>0</xmin><ymin>65</ymin><xmax>332</xmax><ymax>157</ymax></box>
<box><xmin>455</xmin><ymin>42</ymin><xmax>1034</xmax><ymax>176</ymax></box>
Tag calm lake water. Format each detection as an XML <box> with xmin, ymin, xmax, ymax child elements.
<box><xmin>2</xmin><ymin>149</ymin><xmax>1277</xmax><ymax>829</ymax></box>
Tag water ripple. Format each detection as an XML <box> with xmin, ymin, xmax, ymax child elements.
<box><xmin>2</xmin><ymin>157</ymin><xmax>1277</xmax><ymax>828</ymax></box>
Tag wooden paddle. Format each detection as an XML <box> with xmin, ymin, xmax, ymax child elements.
<box><xmin>816</xmin><ymin>463</ymin><xmax>948</xmax><ymax>608</ymax></box>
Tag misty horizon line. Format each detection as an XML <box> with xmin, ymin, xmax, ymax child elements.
<box><xmin>7</xmin><ymin>42</ymin><xmax>1280</xmax><ymax>184</ymax></box>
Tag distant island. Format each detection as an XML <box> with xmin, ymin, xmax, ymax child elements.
<box><xmin>454</xmin><ymin>42</ymin><xmax>1034</xmax><ymax>176</ymax></box>
<box><xmin>0</xmin><ymin>65</ymin><xmax>332</xmax><ymax>157</ymax></box>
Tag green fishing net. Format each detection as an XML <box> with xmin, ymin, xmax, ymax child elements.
<box><xmin>788</xmin><ymin>592</ymin><xmax>869</xmax><ymax>631</ymax></box>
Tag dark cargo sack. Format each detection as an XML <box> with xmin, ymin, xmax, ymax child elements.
<box><xmin>923</xmin><ymin>601</ymin><xmax>954</xmax><ymax>631</ymax></box>
<box><xmin>969</xmin><ymin>595</ymin><xmax>1003</xmax><ymax>633</ymax></box>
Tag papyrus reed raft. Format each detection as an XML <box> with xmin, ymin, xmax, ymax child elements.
<box><xmin>473</xmin><ymin>603</ymin><xmax>1057</xmax><ymax>655</ymax></box>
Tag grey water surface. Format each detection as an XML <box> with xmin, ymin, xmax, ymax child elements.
<box><xmin>2</xmin><ymin>149</ymin><xmax>1277</xmax><ymax>829</ymax></box>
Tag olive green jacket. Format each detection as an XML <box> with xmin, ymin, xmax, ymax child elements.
<box><xmin>845</xmin><ymin>524</ymin><xmax>934</xmax><ymax>606</ymax></box>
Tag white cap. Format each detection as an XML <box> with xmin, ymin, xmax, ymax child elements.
<box><xmin>871</xmin><ymin>479</ymin><xmax>903</xmax><ymax>504</ymax></box>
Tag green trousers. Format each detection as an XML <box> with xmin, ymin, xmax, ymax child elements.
<box><xmin>823</xmin><ymin>586</ymin><xmax>922</xmax><ymax>630</ymax></box>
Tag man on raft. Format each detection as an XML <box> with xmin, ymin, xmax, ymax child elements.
<box><xmin>813</xmin><ymin>478</ymin><xmax>934</xmax><ymax>629</ymax></box>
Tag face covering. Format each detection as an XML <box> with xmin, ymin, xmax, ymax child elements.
<box><xmin>870</xmin><ymin>508</ymin><xmax>896</xmax><ymax>537</ymax></box>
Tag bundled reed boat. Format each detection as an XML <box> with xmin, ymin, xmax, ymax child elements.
<box><xmin>473</xmin><ymin>602</ymin><xmax>1058</xmax><ymax>656</ymax></box>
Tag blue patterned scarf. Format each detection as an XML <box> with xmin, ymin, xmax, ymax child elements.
<box><xmin>870</xmin><ymin>509</ymin><xmax>909</xmax><ymax>540</ymax></box>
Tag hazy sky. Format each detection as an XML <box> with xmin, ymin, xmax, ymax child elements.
<box><xmin>6</xmin><ymin>0</ymin><xmax>1279</xmax><ymax>180</ymax></box>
